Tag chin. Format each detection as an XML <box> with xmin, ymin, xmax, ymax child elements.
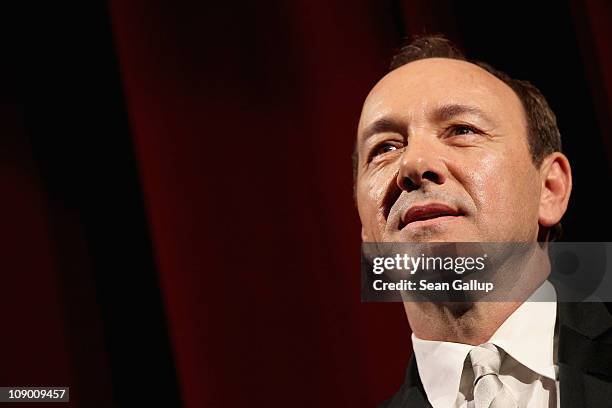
<box><xmin>380</xmin><ymin>215</ymin><xmax>478</xmax><ymax>243</ymax></box>
<box><xmin>384</xmin><ymin>227</ymin><xmax>476</xmax><ymax>243</ymax></box>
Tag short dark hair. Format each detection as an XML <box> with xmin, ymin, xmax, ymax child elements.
<box><xmin>353</xmin><ymin>35</ymin><xmax>563</xmax><ymax>240</ymax></box>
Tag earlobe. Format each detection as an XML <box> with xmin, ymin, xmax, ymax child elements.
<box><xmin>538</xmin><ymin>153</ymin><xmax>572</xmax><ymax>227</ymax></box>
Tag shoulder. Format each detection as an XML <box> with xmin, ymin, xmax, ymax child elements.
<box><xmin>377</xmin><ymin>356</ymin><xmax>431</xmax><ymax>408</ymax></box>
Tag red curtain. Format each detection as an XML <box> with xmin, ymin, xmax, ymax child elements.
<box><xmin>107</xmin><ymin>1</ymin><xmax>611</xmax><ymax>406</ymax></box>
<box><xmin>108</xmin><ymin>1</ymin><xmax>411</xmax><ymax>406</ymax></box>
<box><xmin>3</xmin><ymin>1</ymin><xmax>611</xmax><ymax>407</ymax></box>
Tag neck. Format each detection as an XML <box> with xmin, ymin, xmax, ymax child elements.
<box><xmin>404</xmin><ymin>241</ymin><xmax>551</xmax><ymax>345</ymax></box>
<box><xmin>403</xmin><ymin>301</ymin><xmax>521</xmax><ymax>345</ymax></box>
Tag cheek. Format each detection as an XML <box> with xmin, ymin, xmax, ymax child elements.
<box><xmin>366</xmin><ymin>169</ymin><xmax>393</xmax><ymax>207</ymax></box>
<box><xmin>356</xmin><ymin>168</ymin><xmax>396</xmax><ymax>234</ymax></box>
<box><xmin>457</xmin><ymin>152</ymin><xmax>540</xmax><ymax>231</ymax></box>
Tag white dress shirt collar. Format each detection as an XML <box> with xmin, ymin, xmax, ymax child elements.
<box><xmin>411</xmin><ymin>280</ymin><xmax>557</xmax><ymax>408</ymax></box>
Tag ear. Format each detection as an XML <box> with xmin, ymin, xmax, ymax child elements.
<box><xmin>538</xmin><ymin>152</ymin><xmax>572</xmax><ymax>228</ymax></box>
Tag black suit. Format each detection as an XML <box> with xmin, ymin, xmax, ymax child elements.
<box><xmin>379</xmin><ymin>302</ymin><xmax>612</xmax><ymax>407</ymax></box>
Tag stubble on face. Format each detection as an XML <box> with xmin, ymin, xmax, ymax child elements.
<box><xmin>356</xmin><ymin>58</ymin><xmax>542</xmax><ymax>244</ymax></box>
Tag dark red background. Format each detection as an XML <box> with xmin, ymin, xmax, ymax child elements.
<box><xmin>4</xmin><ymin>0</ymin><xmax>611</xmax><ymax>406</ymax></box>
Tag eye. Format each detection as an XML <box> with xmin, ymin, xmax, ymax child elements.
<box><xmin>451</xmin><ymin>124</ymin><xmax>478</xmax><ymax>135</ymax></box>
<box><xmin>369</xmin><ymin>142</ymin><xmax>402</xmax><ymax>161</ymax></box>
<box><xmin>444</xmin><ymin>124</ymin><xmax>490</xmax><ymax>144</ymax></box>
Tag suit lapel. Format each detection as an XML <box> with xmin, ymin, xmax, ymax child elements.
<box><xmin>558</xmin><ymin>302</ymin><xmax>612</xmax><ymax>407</ymax></box>
<box><xmin>379</xmin><ymin>357</ymin><xmax>431</xmax><ymax>408</ymax></box>
<box><xmin>382</xmin><ymin>302</ymin><xmax>612</xmax><ymax>407</ymax></box>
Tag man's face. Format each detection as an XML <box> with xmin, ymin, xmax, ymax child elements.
<box><xmin>356</xmin><ymin>58</ymin><xmax>543</xmax><ymax>243</ymax></box>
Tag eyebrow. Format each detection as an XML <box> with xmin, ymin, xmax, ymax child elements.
<box><xmin>359</xmin><ymin>103</ymin><xmax>497</xmax><ymax>148</ymax></box>
<box><xmin>360</xmin><ymin>117</ymin><xmax>406</xmax><ymax>145</ymax></box>
<box><xmin>431</xmin><ymin>103</ymin><xmax>497</xmax><ymax>126</ymax></box>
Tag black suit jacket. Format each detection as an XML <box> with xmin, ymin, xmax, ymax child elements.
<box><xmin>379</xmin><ymin>302</ymin><xmax>612</xmax><ymax>407</ymax></box>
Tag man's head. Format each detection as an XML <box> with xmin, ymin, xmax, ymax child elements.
<box><xmin>355</xmin><ymin>36</ymin><xmax>572</xmax><ymax>243</ymax></box>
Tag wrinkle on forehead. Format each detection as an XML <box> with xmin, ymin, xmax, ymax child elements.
<box><xmin>358</xmin><ymin>58</ymin><xmax>526</xmax><ymax>138</ymax></box>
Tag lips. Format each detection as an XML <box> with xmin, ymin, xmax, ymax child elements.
<box><xmin>400</xmin><ymin>203</ymin><xmax>462</xmax><ymax>229</ymax></box>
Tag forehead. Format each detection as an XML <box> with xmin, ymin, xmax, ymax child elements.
<box><xmin>358</xmin><ymin>58</ymin><xmax>524</xmax><ymax>134</ymax></box>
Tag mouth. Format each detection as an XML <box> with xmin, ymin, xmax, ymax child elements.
<box><xmin>399</xmin><ymin>203</ymin><xmax>463</xmax><ymax>230</ymax></box>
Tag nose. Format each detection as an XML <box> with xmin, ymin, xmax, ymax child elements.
<box><xmin>396</xmin><ymin>136</ymin><xmax>446</xmax><ymax>191</ymax></box>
